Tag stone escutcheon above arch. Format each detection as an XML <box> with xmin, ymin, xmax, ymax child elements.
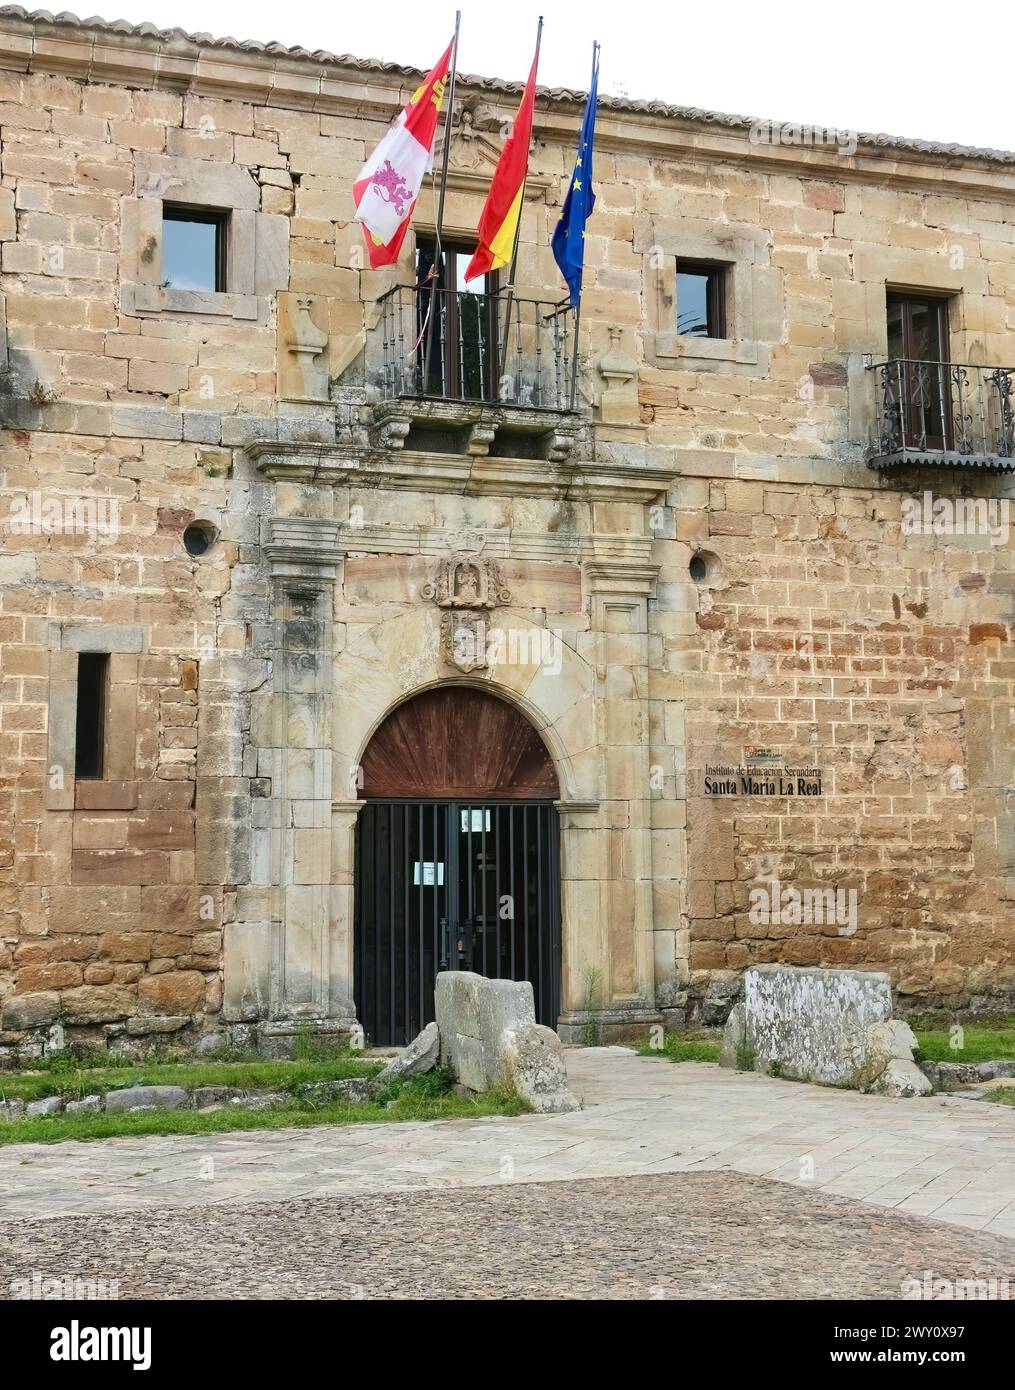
<box><xmin>331</xmin><ymin>606</ymin><xmax>599</xmax><ymax>806</ymax></box>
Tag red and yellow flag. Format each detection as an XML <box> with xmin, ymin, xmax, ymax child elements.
<box><xmin>464</xmin><ymin>40</ymin><xmax>540</xmax><ymax>282</ymax></box>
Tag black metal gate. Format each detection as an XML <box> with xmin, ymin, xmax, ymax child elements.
<box><xmin>354</xmin><ymin>801</ymin><xmax>560</xmax><ymax>1046</ymax></box>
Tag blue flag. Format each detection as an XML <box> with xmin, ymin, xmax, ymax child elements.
<box><xmin>552</xmin><ymin>48</ymin><xmax>599</xmax><ymax>308</ymax></box>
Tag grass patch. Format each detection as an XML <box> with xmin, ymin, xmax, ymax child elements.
<box><xmin>915</xmin><ymin>1028</ymin><xmax>1015</xmax><ymax>1064</ymax></box>
<box><xmin>638</xmin><ymin>1033</ymin><xmax>721</xmax><ymax>1064</ymax></box>
<box><xmin>982</xmin><ymin>1087</ymin><xmax>1015</xmax><ymax>1107</ymax></box>
<box><xmin>0</xmin><ymin>1070</ymin><xmax>530</xmax><ymax>1146</ymax></box>
<box><xmin>0</xmin><ymin>1053</ymin><xmax>382</xmax><ymax>1105</ymax></box>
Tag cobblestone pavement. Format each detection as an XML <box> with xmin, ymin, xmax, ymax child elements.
<box><xmin>2</xmin><ymin>1050</ymin><xmax>1015</xmax><ymax>1242</ymax></box>
<box><xmin>3</xmin><ymin>1173</ymin><xmax>1013</xmax><ymax>1300</ymax></box>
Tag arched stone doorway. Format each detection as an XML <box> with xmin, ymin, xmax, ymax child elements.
<box><xmin>354</xmin><ymin>687</ymin><xmax>561</xmax><ymax>1045</ymax></box>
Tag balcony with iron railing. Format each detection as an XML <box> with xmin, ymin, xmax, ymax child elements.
<box><xmin>867</xmin><ymin>358</ymin><xmax>1015</xmax><ymax>471</ymax></box>
<box><xmin>371</xmin><ymin>283</ymin><xmax>585</xmax><ymax>461</ymax></box>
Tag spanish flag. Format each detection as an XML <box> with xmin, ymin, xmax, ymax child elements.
<box><xmin>464</xmin><ymin>30</ymin><xmax>541</xmax><ymax>283</ymax></box>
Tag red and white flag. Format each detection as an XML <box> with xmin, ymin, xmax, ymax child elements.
<box><xmin>353</xmin><ymin>38</ymin><xmax>455</xmax><ymax>269</ymax></box>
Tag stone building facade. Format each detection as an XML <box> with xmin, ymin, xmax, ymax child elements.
<box><xmin>0</xmin><ymin>7</ymin><xmax>1013</xmax><ymax>1056</ymax></box>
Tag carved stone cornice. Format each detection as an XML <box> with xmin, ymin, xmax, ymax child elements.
<box><xmin>247</xmin><ymin>440</ymin><xmax>676</xmax><ymax>503</ymax></box>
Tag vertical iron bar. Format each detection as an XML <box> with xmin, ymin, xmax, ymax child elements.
<box><xmin>897</xmin><ymin>360</ymin><xmax>906</xmax><ymax>449</ymax></box>
<box><xmin>934</xmin><ymin>361</ymin><xmax>948</xmax><ymax>450</ymax></box>
<box><xmin>536</xmin><ymin>804</ymin><xmax>545</xmax><ymax>1023</ymax></box>
<box><xmin>522</xmin><ymin>805</ymin><xmax>529</xmax><ymax>983</ymax></box>
<box><xmin>417</xmin><ymin>803</ymin><xmax>424</xmax><ymax>1035</ymax></box>
<box><xmin>568</xmin><ymin>301</ymin><xmax>581</xmax><ymax>412</ymax></box>
<box><xmin>457</xmin><ymin>289</ymin><xmax>467</xmax><ymax>402</ymax></box>
<box><xmin>481</xmin><ymin>804</ymin><xmax>488</xmax><ymax>976</ymax></box>
<box><xmin>388</xmin><ymin>805</ymin><xmax>395</xmax><ymax>1041</ymax></box>
<box><xmin>495</xmin><ymin>804</ymin><xmax>502</xmax><ymax>980</ymax></box>
<box><xmin>509</xmin><ymin>806</ymin><xmax>516</xmax><ymax>978</ymax></box>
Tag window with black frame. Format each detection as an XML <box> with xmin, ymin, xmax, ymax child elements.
<box><xmin>676</xmin><ymin>260</ymin><xmax>727</xmax><ymax>339</ymax></box>
<box><xmin>161</xmin><ymin>206</ymin><xmax>228</xmax><ymax>292</ymax></box>
<box><xmin>415</xmin><ymin>238</ymin><xmax>498</xmax><ymax>400</ymax></box>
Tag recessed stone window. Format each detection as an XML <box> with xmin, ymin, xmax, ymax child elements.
<box><xmin>121</xmin><ymin>155</ymin><xmax>289</xmax><ymax>323</ymax></box>
<box><xmin>639</xmin><ymin>223</ymin><xmax>772</xmax><ymax>371</ymax></box>
<box><xmin>74</xmin><ymin>652</ymin><xmax>108</xmax><ymax>780</ymax></box>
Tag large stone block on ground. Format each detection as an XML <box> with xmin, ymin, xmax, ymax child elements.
<box><xmin>498</xmin><ymin>1023</ymin><xmax>580</xmax><ymax>1113</ymax></box>
<box><xmin>725</xmin><ymin>964</ymin><xmax>892</xmax><ymax>1085</ymax></box>
<box><xmin>104</xmin><ymin>1085</ymin><xmax>189</xmax><ymax>1113</ymax></box>
<box><xmin>435</xmin><ymin>970</ymin><xmax>577</xmax><ymax>1112</ymax></box>
<box><xmin>721</xmin><ymin>965</ymin><xmax>930</xmax><ymax>1096</ymax></box>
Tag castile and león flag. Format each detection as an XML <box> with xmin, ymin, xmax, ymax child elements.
<box><xmin>352</xmin><ymin>36</ymin><xmax>456</xmax><ymax>269</ymax></box>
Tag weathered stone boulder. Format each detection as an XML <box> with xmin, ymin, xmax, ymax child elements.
<box><xmin>720</xmin><ymin>965</ymin><xmax>930</xmax><ymax>1097</ymax></box>
<box><xmin>300</xmin><ymin>1078</ymin><xmax>379</xmax><ymax>1104</ymax></box>
<box><xmin>863</xmin><ymin>1020</ymin><xmax>933</xmax><ymax>1097</ymax></box>
<box><xmin>65</xmin><ymin>1094</ymin><xmax>102</xmax><ymax>1114</ymax></box>
<box><xmin>375</xmin><ymin>1021</ymin><xmax>440</xmax><ymax>1085</ymax></box>
<box><xmin>0</xmin><ymin>1099</ymin><xmax>26</xmax><ymax>1121</ymax></box>
<box><xmin>435</xmin><ymin>971</ymin><xmax>578</xmax><ymax>1112</ymax></box>
<box><xmin>721</xmin><ymin>964</ymin><xmax>893</xmax><ymax>1086</ymax></box>
<box><xmin>26</xmin><ymin>1096</ymin><xmax>63</xmax><ymax>1117</ymax></box>
<box><xmin>104</xmin><ymin>1085</ymin><xmax>188</xmax><ymax>1113</ymax></box>
<box><xmin>719</xmin><ymin>1001</ymin><xmax>747</xmax><ymax>1068</ymax></box>
<box><xmin>498</xmin><ymin>1023</ymin><xmax>579</xmax><ymax>1113</ymax></box>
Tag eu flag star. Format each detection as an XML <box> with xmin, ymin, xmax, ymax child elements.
<box><xmin>573</xmin><ymin>178</ymin><xmax>581</xmax><ymax>191</ymax></box>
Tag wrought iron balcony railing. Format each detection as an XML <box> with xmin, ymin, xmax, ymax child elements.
<box><xmin>867</xmin><ymin>358</ymin><xmax>1015</xmax><ymax>470</ymax></box>
<box><xmin>377</xmin><ymin>283</ymin><xmax>577</xmax><ymax>412</ymax></box>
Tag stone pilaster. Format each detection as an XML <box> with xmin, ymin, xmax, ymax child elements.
<box><xmin>224</xmin><ymin>516</ymin><xmax>355</xmax><ymax>1053</ymax></box>
<box><xmin>557</xmin><ymin>556</ymin><xmax>662</xmax><ymax>1042</ymax></box>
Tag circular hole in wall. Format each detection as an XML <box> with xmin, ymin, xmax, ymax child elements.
<box><xmin>689</xmin><ymin>550</ymin><xmax>723</xmax><ymax>588</ymax></box>
<box><xmin>183</xmin><ymin>521</ymin><xmax>218</xmax><ymax>557</ymax></box>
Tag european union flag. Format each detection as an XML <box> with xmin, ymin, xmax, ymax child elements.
<box><xmin>552</xmin><ymin>45</ymin><xmax>599</xmax><ymax>308</ymax></box>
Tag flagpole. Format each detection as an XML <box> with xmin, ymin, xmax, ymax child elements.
<box><xmin>498</xmin><ymin>14</ymin><xmax>543</xmax><ymax>392</ymax></box>
<box><xmin>568</xmin><ymin>39</ymin><xmax>598</xmax><ymax>413</ymax></box>
<box><xmin>421</xmin><ymin>11</ymin><xmax>461</xmax><ymax>394</ymax></box>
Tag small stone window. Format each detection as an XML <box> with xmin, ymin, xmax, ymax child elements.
<box><xmin>676</xmin><ymin>261</ymin><xmax>727</xmax><ymax>339</ymax></box>
<box><xmin>162</xmin><ymin>206</ymin><xmax>228</xmax><ymax>293</ymax></box>
<box><xmin>74</xmin><ymin>652</ymin><xmax>108</xmax><ymax>780</ymax></box>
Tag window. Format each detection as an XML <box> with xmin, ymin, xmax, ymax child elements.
<box><xmin>161</xmin><ymin>206</ymin><xmax>227</xmax><ymax>293</ymax></box>
<box><xmin>676</xmin><ymin>261</ymin><xmax>726</xmax><ymax>338</ymax></box>
<box><xmin>75</xmin><ymin>653</ymin><xmax>108</xmax><ymax>780</ymax></box>
<box><xmin>886</xmin><ymin>291</ymin><xmax>952</xmax><ymax>450</ymax></box>
<box><xmin>415</xmin><ymin>237</ymin><xmax>498</xmax><ymax>400</ymax></box>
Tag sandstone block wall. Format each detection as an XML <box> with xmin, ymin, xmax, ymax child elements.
<box><xmin>0</xmin><ymin>11</ymin><xmax>1012</xmax><ymax>1052</ymax></box>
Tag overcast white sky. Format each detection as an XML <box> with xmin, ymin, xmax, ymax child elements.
<box><xmin>81</xmin><ymin>0</ymin><xmax>1011</xmax><ymax>152</ymax></box>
